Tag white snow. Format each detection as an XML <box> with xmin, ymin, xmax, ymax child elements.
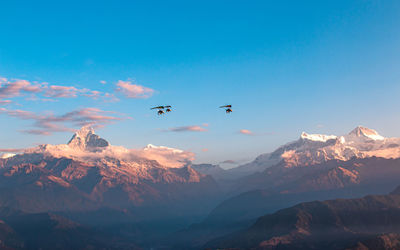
<box><xmin>0</xmin><ymin>153</ymin><xmax>16</xmax><ymax>159</ymax></box>
<box><xmin>301</xmin><ymin>132</ymin><xmax>337</xmax><ymax>142</ymax></box>
<box><xmin>348</xmin><ymin>126</ymin><xmax>385</xmax><ymax>141</ymax></box>
<box><xmin>24</xmin><ymin>126</ymin><xmax>194</xmax><ymax>168</ymax></box>
<box><xmin>231</xmin><ymin>125</ymin><xmax>399</xmax><ymax>174</ymax></box>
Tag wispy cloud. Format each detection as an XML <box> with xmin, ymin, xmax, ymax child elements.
<box><xmin>44</xmin><ymin>85</ymin><xmax>80</xmax><ymax>98</ymax></box>
<box><xmin>0</xmin><ymin>77</ymin><xmax>155</xmax><ymax>103</ymax></box>
<box><xmin>0</xmin><ymin>78</ymin><xmax>117</xmax><ymax>102</ymax></box>
<box><xmin>0</xmin><ymin>100</ymin><xmax>12</xmax><ymax>105</ymax></box>
<box><xmin>166</xmin><ymin>125</ymin><xmax>208</xmax><ymax>132</ymax></box>
<box><xmin>239</xmin><ymin>129</ymin><xmax>253</xmax><ymax>135</ymax></box>
<box><xmin>116</xmin><ymin>80</ymin><xmax>155</xmax><ymax>99</ymax></box>
<box><xmin>0</xmin><ymin>80</ymin><xmax>42</xmax><ymax>98</ymax></box>
<box><xmin>220</xmin><ymin>160</ymin><xmax>237</xmax><ymax>164</ymax></box>
<box><xmin>0</xmin><ymin>148</ymin><xmax>25</xmax><ymax>153</ymax></box>
<box><xmin>0</xmin><ymin>107</ymin><xmax>128</xmax><ymax>135</ymax></box>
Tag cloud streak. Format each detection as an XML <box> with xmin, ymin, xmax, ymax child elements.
<box><xmin>0</xmin><ymin>77</ymin><xmax>154</xmax><ymax>104</ymax></box>
<box><xmin>239</xmin><ymin>129</ymin><xmax>253</xmax><ymax>135</ymax></box>
<box><xmin>0</xmin><ymin>148</ymin><xmax>25</xmax><ymax>153</ymax></box>
<box><xmin>0</xmin><ymin>78</ymin><xmax>118</xmax><ymax>102</ymax></box>
<box><xmin>44</xmin><ymin>85</ymin><xmax>80</xmax><ymax>98</ymax></box>
<box><xmin>0</xmin><ymin>80</ymin><xmax>41</xmax><ymax>98</ymax></box>
<box><xmin>116</xmin><ymin>80</ymin><xmax>155</xmax><ymax>99</ymax></box>
<box><xmin>167</xmin><ymin>125</ymin><xmax>208</xmax><ymax>132</ymax></box>
<box><xmin>0</xmin><ymin>107</ymin><xmax>127</xmax><ymax>135</ymax></box>
<box><xmin>0</xmin><ymin>100</ymin><xmax>11</xmax><ymax>105</ymax></box>
<box><xmin>220</xmin><ymin>160</ymin><xmax>237</xmax><ymax>164</ymax></box>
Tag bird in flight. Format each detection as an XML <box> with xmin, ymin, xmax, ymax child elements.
<box><xmin>220</xmin><ymin>105</ymin><xmax>232</xmax><ymax>113</ymax></box>
<box><xmin>151</xmin><ymin>105</ymin><xmax>172</xmax><ymax>115</ymax></box>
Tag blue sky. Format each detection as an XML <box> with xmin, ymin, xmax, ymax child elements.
<box><xmin>0</xmin><ymin>0</ymin><xmax>400</xmax><ymax>166</ymax></box>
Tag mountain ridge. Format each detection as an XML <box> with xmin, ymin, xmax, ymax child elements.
<box><xmin>206</xmin><ymin>186</ymin><xmax>400</xmax><ymax>250</ymax></box>
<box><xmin>226</xmin><ymin>126</ymin><xmax>399</xmax><ymax>179</ymax></box>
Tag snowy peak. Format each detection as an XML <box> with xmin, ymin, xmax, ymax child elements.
<box><xmin>231</xmin><ymin>126</ymin><xmax>397</xmax><ymax>176</ymax></box>
<box><xmin>348</xmin><ymin>126</ymin><xmax>385</xmax><ymax>141</ymax></box>
<box><xmin>67</xmin><ymin>125</ymin><xmax>109</xmax><ymax>150</ymax></box>
<box><xmin>300</xmin><ymin>132</ymin><xmax>337</xmax><ymax>142</ymax></box>
<box><xmin>22</xmin><ymin>126</ymin><xmax>194</xmax><ymax>168</ymax></box>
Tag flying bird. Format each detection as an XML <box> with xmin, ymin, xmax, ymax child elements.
<box><xmin>220</xmin><ymin>105</ymin><xmax>232</xmax><ymax>113</ymax></box>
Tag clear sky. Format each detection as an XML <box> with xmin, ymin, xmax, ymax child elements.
<box><xmin>0</xmin><ymin>0</ymin><xmax>400</xmax><ymax>167</ymax></box>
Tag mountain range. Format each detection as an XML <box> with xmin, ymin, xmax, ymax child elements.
<box><xmin>2</xmin><ymin>125</ymin><xmax>400</xmax><ymax>249</ymax></box>
<box><xmin>173</xmin><ymin>127</ymin><xmax>400</xmax><ymax>249</ymax></box>
<box><xmin>0</xmin><ymin>126</ymin><xmax>223</xmax><ymax>247</ymax></box>
<box><xmin>223</xmin><ymin>126</ymin><xmax>400</xmax><ymax>179</ymax></box>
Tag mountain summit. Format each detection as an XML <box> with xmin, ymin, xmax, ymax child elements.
<box><xmin>23</xmin><ymin>126</ymin><xmax>194</xmax><ymax>168</ymax></box>
<box><xmin>0</xmin><ymin>126</ymin><xmax>216</xmax><ymax>213</ymax></box>
<box><xmin>228</xmin><ymin>126</ymin><xmax>397</xmax><ymax>177</ymax></box>
<box><xmin>67</xmin><ymin>125</ymin><xmax>109</xmax><ymax>150</ymax></box>
<box><xmin>348</xmin><ymin>126</ymin><xmax>385</xmax><ymax>141</ymax></box>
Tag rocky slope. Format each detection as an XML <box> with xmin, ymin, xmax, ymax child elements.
<box><xmin>174</xmin><ymin>156</ymin><xmax>400</xmax><ymax>248</ymax></box>
<box><xmin>0</xmin><ymin>207</ymin><xmax>139</xmax><ymax>249</ymax></box>
<box><xmin>0</xmin><ymin>126</ymin><xmax>220</xmax><ymax>217</ymax></box>
<box><xmin>206</xmin><ymin>186</ymin><xmax>400</xmax><ymax>249</ymax></box>
<box><xmin>228</xmin><ymin>126</ymin><xmax>400</xmax><ymax>178</ymax></box>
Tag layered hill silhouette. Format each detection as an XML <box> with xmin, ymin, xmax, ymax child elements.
<box><xmin>0</xmin><ymin>207</ymin><xmax>139</xmax><ymax>249</ymax></box>
<box><xmin>206</xmin><ymin>186</ymin><xmax>400</xmax><ymax>249</ymax></box>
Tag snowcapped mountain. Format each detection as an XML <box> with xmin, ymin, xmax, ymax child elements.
<box><xmin>229</xmin><ymin>126</ymin><xmax>400</xmax><ymax>177</ymax></box>
<box><xmin>67</xmin><ymin>126</ymin><xmax>109</xmax><ymax>150</ymax></box>
<box><xmin>24</xmin><ymin>125</ymin><xmax>194</xmax><ymax>168</ymax></box>
<box><xmin>0</xmin><ymin>126</ymin><xmax>219</xmax><ymax>213</ymax></box>
<box><xmin>0</xmin><ymin>153</ymin><xmax>15</xmax><ymax>159</ymax></box>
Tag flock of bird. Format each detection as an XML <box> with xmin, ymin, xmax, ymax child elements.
<box><xmin>151</xmin><ymin>105</ymin><xmax>232</xmax><ymax>115</ymax></box>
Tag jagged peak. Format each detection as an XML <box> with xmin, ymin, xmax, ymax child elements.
<box><xmin>300</xmin><ymin>132</ymin><xmax>337</xmax><ymax>142</ymax></box>
<box><xmin>348</xmin><ymin>126</ymin><xmax>384</xmax><ymax>141</ymax></box>
<box><xmin>75</xmin><ymin>125</ymin><xmax>95</xmax><ymax>138</ymax></box>
<box><xmin>67</xmin><ymin>125</ymin><xmax>109</xmax><ymax>149</ymax></box>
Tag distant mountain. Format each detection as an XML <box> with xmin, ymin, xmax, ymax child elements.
<box><xmin>228</xmin><ymin>126</ymin><xmax>400</xmax><ymax>178</ymax></box>
<box><xmin>0</xmin><ymin>126</ymin><xmax>220</xmax><ymax>219</ymax></box>
<box><xmin>0</xmin><ymin>207</ymin><xmax>139</xmax><ymax>249</ymax></box>
<box><xmin>174</xmin><ymin>157</ymin><xmax>400</xmax><ymax>248</ymax></box>
<box><xmin>206</xmin><ymin>186</ymin><xmax>400</xmax><ymax>250</ymax></box>
<box><xmin>348</xmin><ymin>233</ymin><xmax>400</xmax><ymax>250</ymax></box>
<box><xmin>215</xmin><ymin>156</ymin><xmax>400</xmax><ymax>223</ymax></box>
<box><xmin>191</xmin><ymin>164</ymin><xmax>227</xmax><ymax>180</ymax></box>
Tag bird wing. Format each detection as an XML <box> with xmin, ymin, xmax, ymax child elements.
<box><xmin>165</xmin><ymin>105</ymin><xmax>171</xmax><ymax>108</ymax></box>
<box><xmin>219</xmin><ymin>105</ymin><xmax>232</xmax><ymax>108</ymax></box>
